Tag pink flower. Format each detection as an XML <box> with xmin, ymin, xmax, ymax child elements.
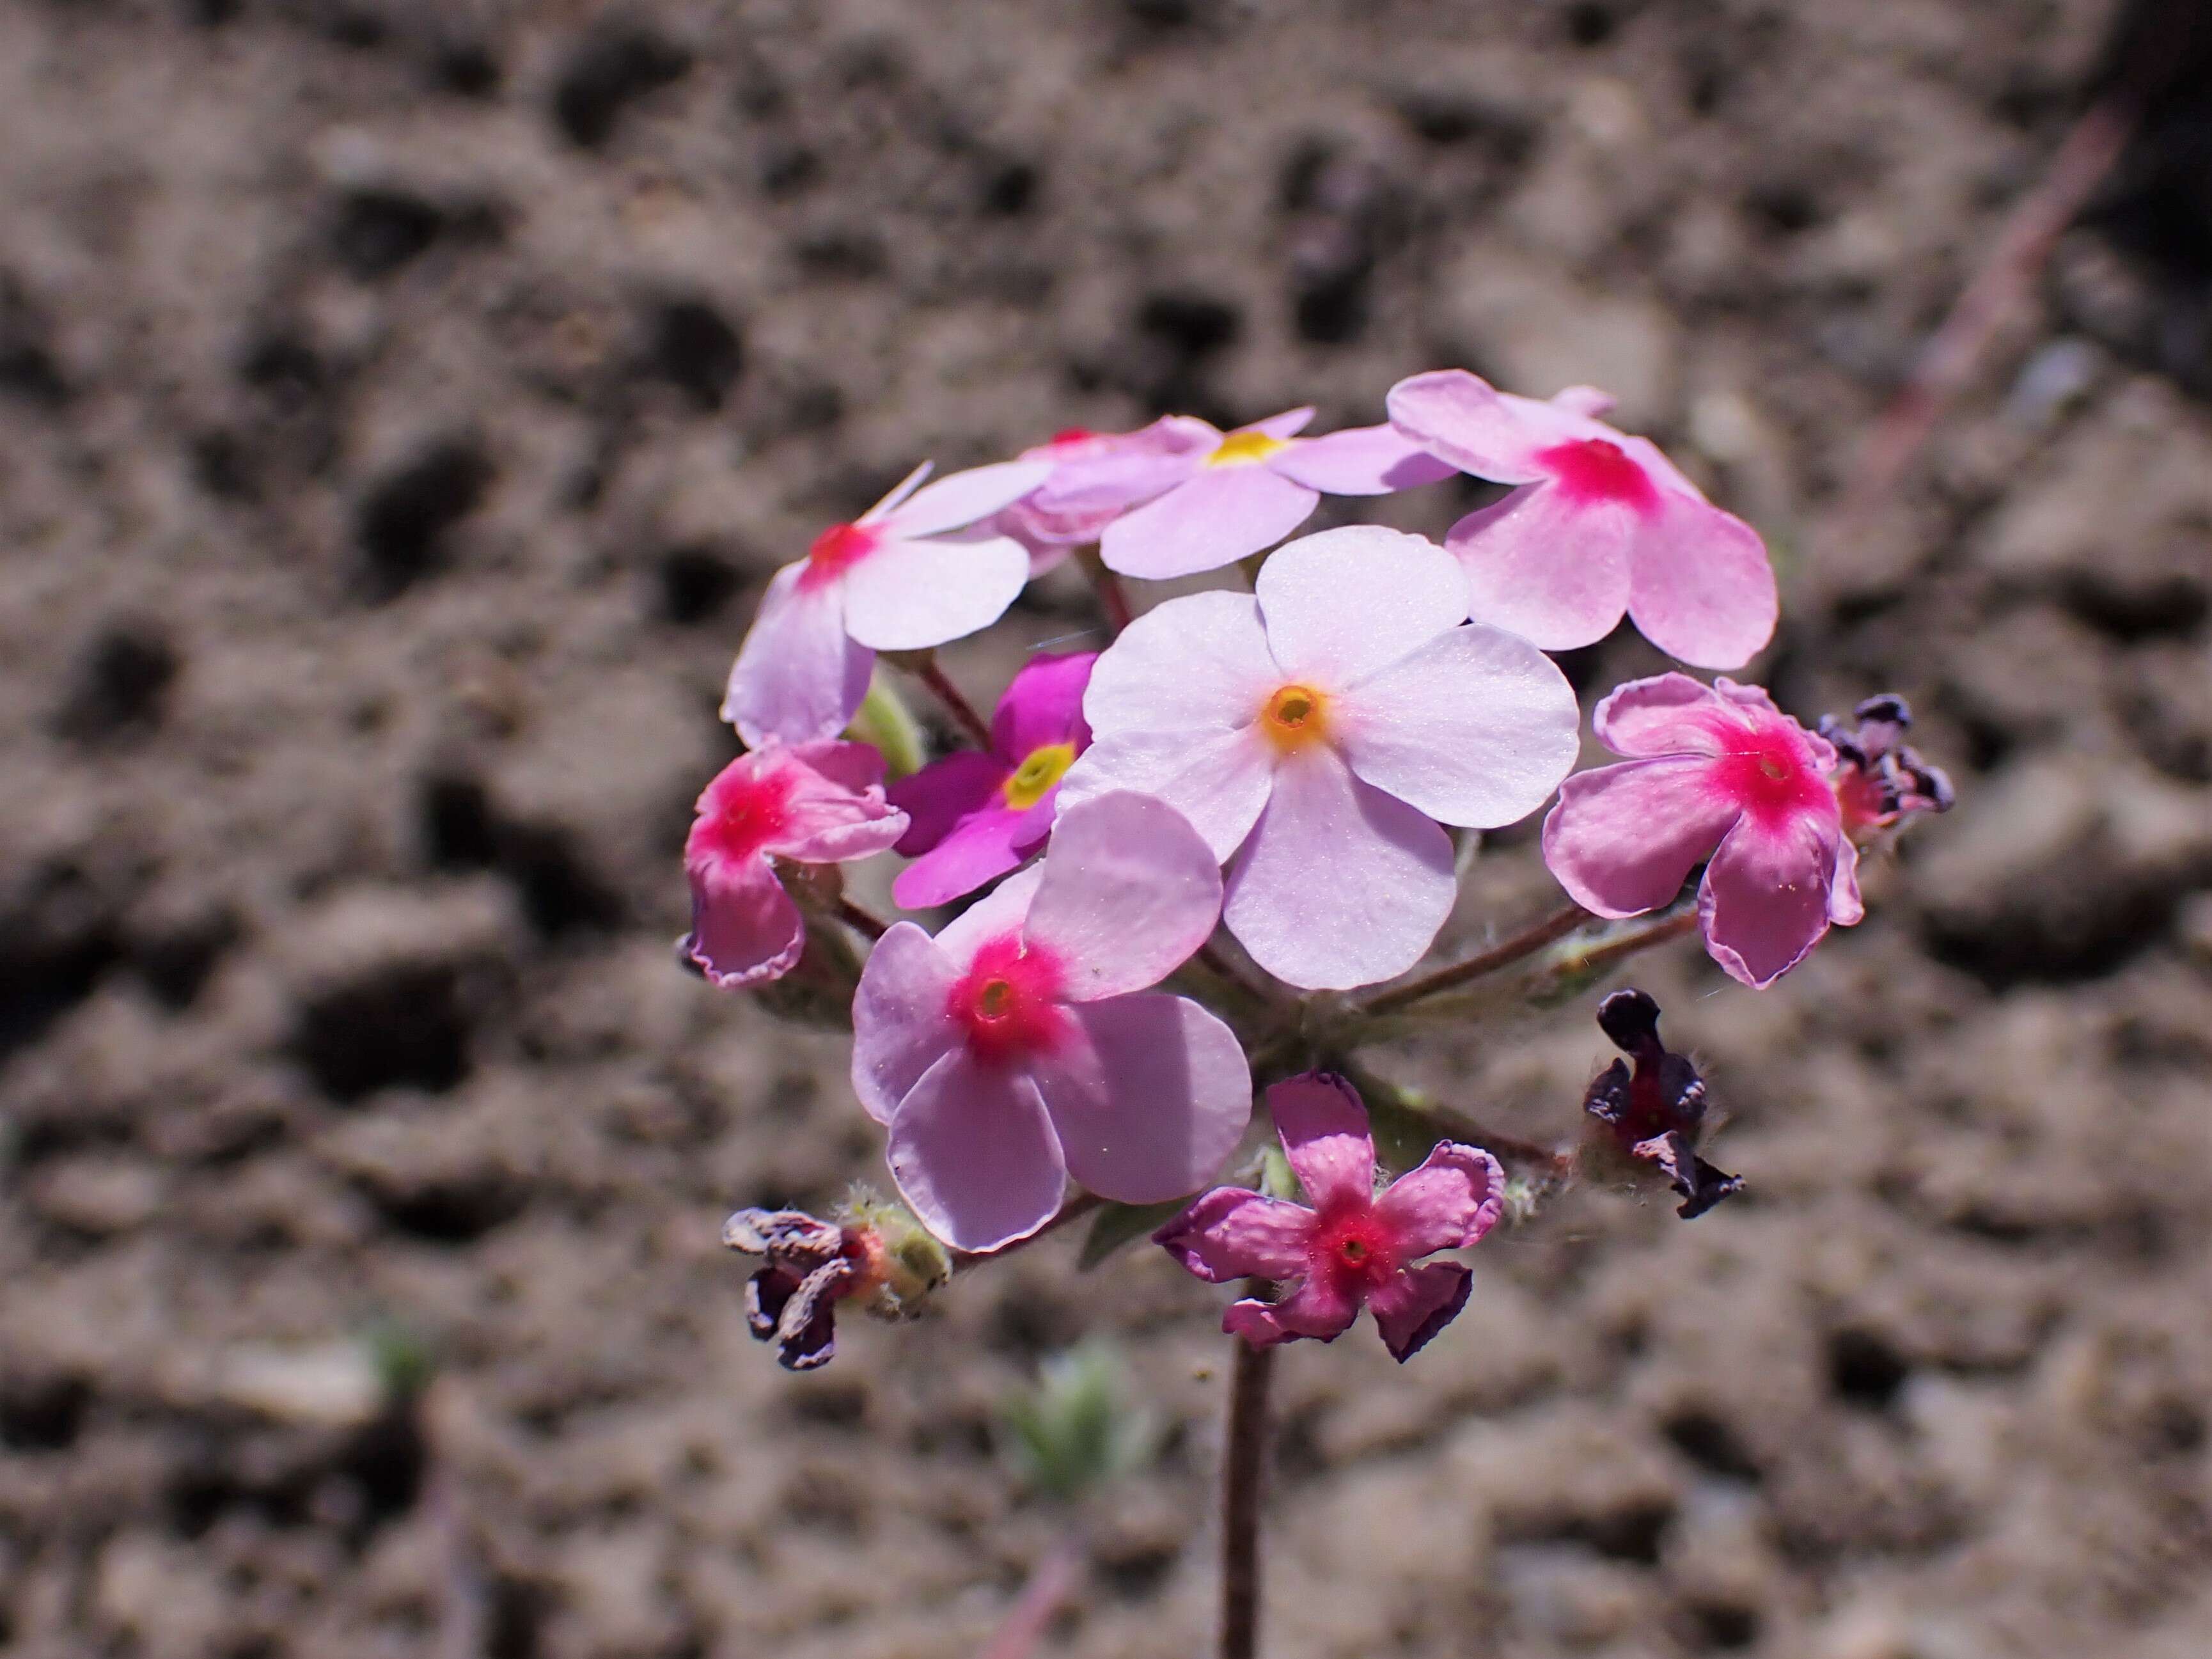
<box><xmin>887</xmin><ymin>651</ymin><xmax>1095</xmax><ymax>909</ymax></box>
<box><xmin>851</xmin><ymin>792</ymin><xmax>1252</xmax><ymax>1252</ymax></box>
<box><xmin>1060</xmin><ymin>526</ymin><xmax>1582</xmax><ymax>989</ymax></box>
<box><xmin>682</xmin><ymin>741</ymin><xmax>909</xmax><ymax>988</ymax></box>
<box><xmin>1072</xmin><ymin>406</ymin><xmax>1454</xmax><ymax>581</ymax></box>
<box><xmin>992</xmin><ymin>420</ymin><xmax>1220</xmax><ymax>572</ymax></box>
<box><xmin>1154</xmin><ymin>1074</ymin><xmax>1503</xmax><ymax>1363</ymax></box>
<box><xmin>721</xmin><ymin>458</ymin><xmax>1053</xmax><ymax>746</ymax></box>
<box><xmin>1817</xmin><ymin>694</ymin><xmax>1955</xmax><ymax>844</ymax></box>
<box><xmin>1541</xmin><ymin>673</ymin><xmax>1863</xmax><ymax>989</ymax></box>
<box><xmin>1387</xmin><ymin>370</ymin><xmax>1778</xmax><ymax>669</ymax></box>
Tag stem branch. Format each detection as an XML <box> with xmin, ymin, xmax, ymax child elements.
<box><xmin>1220</xmin><ymin>1330</ymin><xmax>1275</xmax><ymax>1659</ymax></box>
<box><xmin>913</xmin><ymin>657</ymin><xmax>994</xmax><ymax>749</ymax></box>
<box><xmin>1361</xmin><ymin>903</ymin><xmax>1590</xmax><ymax>1017</ymax></box>
<box><xmin>1551</xmin><ymin>907</ymin><xmax>1697</xmax><ymax>980</ymax></box>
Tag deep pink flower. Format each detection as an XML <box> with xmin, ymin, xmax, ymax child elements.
<box><xmin>1154</xmin><ymin>1074</ymin><xmax>1503</xmax><ymax>1363</ymax></box>
<box><xmin>992</xmin><ymin>420</ymin><xmax>1219</xmax><ymax>572</ymax></box>
<box><xmin>888</xmin><ymin>651</ymin><xmax>1096</xmax><ymax>908</ymax></box>
<box><xmin>721</xmin><ymin>458</ymin><xmax>1053</xmax><ymax>746</ymax></box>
<box><xmin>1069</xmin><ymin>406</ymin><xmax>1454</xmax><ymax>581</ymax></box>
<box><xmin>1060</xmin><ymin>526</ymin><xmax>1582</xmax><ymax>989</ymax></box>
<box><xmin>1817</xmin><ymin>695</ymin><xmax>1955</xmax><ymax>844</ymax></box>
<box><xmin>1387</xmin><ymin>370</ymin><xmax>1778</xmax><ymax>668</ymax></box>
<box><xmin>1541</xmin><ymin>674</ymin><xmax>1863</xmax><ymax>989</ymax></box>
<box><xmin>682</xmin><ymin>741</ymin><xmax>909</xmax><ymax>988</ymax></box>
<box><xmin>851</xmin><ymin>792</ymin><xmax>1252</xmax><ymax>1252</ymax></box>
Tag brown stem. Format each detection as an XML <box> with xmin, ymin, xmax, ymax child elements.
<box><xmin>1093</xmin><ymin>563</ymin><xmax>1134</xmax><ymax>635</ymax></box>
<box><xmin>913</xmin><ymin>657</ymin><xmax>994</xmax><ymax>749</ymax></box>
<box><xmin>1555</xmin><ymin>907</ymin><xmax>1698</xmax><ymax>980</ymax></box>
<box><xmin>1220</xmin><ymin>1330</ymin><xmax>1274</xmax><ymax>1659</ymax></box>
<box><xmin>836</xmin><ymin>896</ymin><xmax>890</xmax><ymax>940</ymax></box>
<box><xmin>978</xmin><ymin>1537</ymin><xmax>1083</xmax><ymax>1659</ymax></box>
<box><xmin>1360</xmin><ymin>903</ymin><xmax>1590</xmax><ymax>1017</ymax></box>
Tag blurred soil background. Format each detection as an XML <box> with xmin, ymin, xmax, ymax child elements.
<box><xmin>3</xmin><ymin>1</ymin><xmax>2210</xmax><ymax>1655</ymax></box>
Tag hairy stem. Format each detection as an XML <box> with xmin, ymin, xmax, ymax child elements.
<box><xmin>1546</xmin><ymin>906</ymin><xmax>1697</xmax><ymax>981</ymax></box>
<box><xmin>911</xmin><ymin>656</ymin><xmax>994</xmax><ymax>749</ymax></box>
<box><xmin>1078</xmin><ymin>546</ymin><xmax>1135</xmax><ymax>635</ymax></box>
<box><xmin>1360</xmin><ymin>903</ymin><xmax>1591</xmax><ymax>1017</ymax></box>
<box><xmin>1220</xmin><ymin>1330</ymin><xmax>1275</xmax><ymax>1659</ymax></box>
<box><xmin>836</xmin><ymin>896</ymin><xmax>890</xmax><ymax>940</ymax></box>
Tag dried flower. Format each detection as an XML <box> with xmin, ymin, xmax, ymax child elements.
<box><xmin>1581</xmin><ymin>987</ymin><xmax>1741</xmax><ymax>1219</ymax></box>
<box><xmin>1819</xmin><ymin>694</ymin><xmax>1955</xmax><ymax>842</ymax></box>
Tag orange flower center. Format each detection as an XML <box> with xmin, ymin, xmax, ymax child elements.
<box><xmin>1260</xmin><ymin>683</ymin><xmax>1330</xmax><ymax>751</ymax></box>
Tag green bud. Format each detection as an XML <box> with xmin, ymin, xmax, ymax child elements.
<box><xmin>846</xmin><ymin>674</ymin><xmax>928</xmax><ymax>781</ymax></box>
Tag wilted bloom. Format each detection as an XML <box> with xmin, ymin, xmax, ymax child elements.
<box><xmin>682</xmin><ymin>741</ymin><xmax>909</xmax><ymax>988</ymax></box>
<box><xmin>992</xmin><ymin>420</ymin><xmax>1218</xmax><ymax>572</ymax></box>
<box><xmin>1542</xmin><ymin>674</ymin><xmax>1862</xmax><ymax>989</ymax></box>
<box><xmin>1155</xmin><ymin>1074</ymin><xmax>1504</xmax><ymax>1362</ymax></box>
<box><xmin>721</xmin><ymin>458</ymin><xmax>1053</xmax><ymax>746</ymax></box>
<box><xmin>1387</xmin><ymin>370</ymin><xmax>1777</xmax><ymax>668</ymax></box>
<box><xmin>851</xmin><ymin>792</ymin><xmax>1251</xmax><ymax>1252</ymax></box>
<box><xmin>1818</xmin><ymin>694</ymin><xmax>1955</xmax><ymax>843</ymax></box>
<box><xmin>1581</xmin><ymin>987</ymin><xmax>1741</xmax><ymax>1220</ymax></box>
<box><xmin>888</xmin><ymin>651</ymin><xmax>1095</xmax><ymax>908</ymax></box>
<box><xmin>1061</xmin><ymin>526</ymin><xmax>1581</xmax><ymax>989</ymax></box>
<box><xmin>1074</xmin><ymin>406</ymin><xmax>1454</xmax><ymax>581</ymax></box>
<box><xmin>721</xmin><ymin>1209</ymin><xmax>888</xmax><ymax>1371</ymax></box>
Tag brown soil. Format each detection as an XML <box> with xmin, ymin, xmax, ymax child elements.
<box><xmin>3</xmin><ymin>3</ymin><xmax>2208</xmax><ymax>1656</ymax></box>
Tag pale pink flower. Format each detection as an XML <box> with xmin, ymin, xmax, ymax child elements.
<box><xmin>992</xmin><ymin>420</ymin><xmax>1219</xmax><ymax>572</ymax></box>
<box><xmin>1387</xmin><ymin>370</ymin><xmax>1778</xmax><ymax>668</ymax></box>
<box><xmin>1059</xmin><ymin>526</ymin><xmax>1581</xmax><ymax>990</ymax></box>
<box><xmin>1541</xmin><ymin>674</ymin><xmax>1863</xmax><ymax>989</ymax></box>
<box><xmin>721</xmin><ymin>458</ymin><xmax>1053</xmax><ymax>746</ymax></box>
<box><xmin>682</xmin><ymin>741</ymin><xmax>910</xmax><ymax>988</ymax></box>
<box><xmin>851</xmin><ymin>792</ymin><xmax>1252</xmax><ymax>1252</ymax></box>
<box><xmin>888</xmin><ymin>651</ymin><xmax>1095</xmax><ymax>909</ymax></box>
<box><xmin>1076</xmin><ymin>406</ymin><xmax>1454</xmax><ymax>581</ymax></box>
<box><xmin>1155</xmin><ymin>1074</ymin><xmax>1503</xmax><ymax>1363</ymax></box>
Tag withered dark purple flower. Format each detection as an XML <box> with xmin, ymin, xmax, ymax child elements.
<box><xmin>722</xmin><ymin>1208</ymin><xmax>889</xmax><ymax>1371</ymax></box>
<box><xmin>1819</xmin><ymin>694</ymin><xmax>1954</xmax><ymax>842</ymax></box>
<box><xmin>1582</xmin><ymin>988</ymin><xmax>1742</xmax><ymax>1220</ymax></box>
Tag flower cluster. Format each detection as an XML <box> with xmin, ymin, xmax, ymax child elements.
<box><xmin>681</xmin><ymin>367</ymin><xmax>1954</xmax><ymax>1361</ymax></box>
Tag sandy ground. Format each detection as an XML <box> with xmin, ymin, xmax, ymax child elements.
<box><xmin>2</xmin><ymin>1</ymin><xmax>2209</xmax><ymax>1655</ymax></box>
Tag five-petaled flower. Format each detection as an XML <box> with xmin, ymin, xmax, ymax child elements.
<box><xmin>721</xmin><ymin>457</ymin><xmax>1053</xmax><ymax>746</ymax></box>
<box><xmin>851</xmin><ymin>792</ymin><xmax>1252</xmax><ymax>1252</ymax></box>
<box><xmin>682</xmin><ymin>741</ymin><xmax>909</xmax><ymax>989</ymax></box>
<box><xmin>1542</xmin><ymin>673</ymin><xmax>1862</xmax><ymax>989</ymax></box>
<box><xmin>1818</xmin><ymin>694</ymin><xmax>1955</xmax><ymax>844</ymax></box>
<box><xmin>887</xmin><ymin>651</ymin><xmax>1095</xmax><ymax>909</ymax></box>
<box><xmin>1061</xmin><ymin>526</ymin><xmax>1582</xmax><ymax>989</ymax></box>
<box><xmin>1580</xmin><ymin>988</ymin><xmax>1741</xmax><ymax>1220</ymax></box>
<box><xmin>1155</xmin><ymin>1074</ymin><xmax>1504</xmax><ymax>1362</ymax></box>
<box><xmin>1388</xmin><ymin>370</ymin><xmax>1777</xmax><ymax>669</ymax></box>
<box><xmin>721</xmin><ymin>1208</ymin><xmax>890</xmax><ymax>1372</ymax></box>
<box><xmin>1052</xmin><ymin>406</ymin><xmax>1454</xmax><ymax>581</ymax></box>
<box><xmin>991</xmin><ymin>420</ymin><xmax>1218</xmax><ymax>572</ymax></box>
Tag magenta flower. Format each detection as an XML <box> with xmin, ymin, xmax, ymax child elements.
<box><xmin>681</xmin><ymin>741</ymin><xmax>909</xmax><ymax>988</ymax></box>
<box><xmin>851</xmin><ymin>792</ymin><xmax>1252</xmax><ymax>1252</ymax></box>
<box><xmin>720</xmin><ymin>457</ymin><xmax>1053</xmax><ymax>746</ymax></box>
<box><xmin>992</xmin><ymin>420</ymin><xmax>1219</xmax><ymax>572</ymax></box>
<box><xmin>1060</xmin><ymin>526</ymin><xmax>1582</xmax><ymax>989</ymax></box>
<box><xmin>887</xmin><ymin>651</ymin><xmax>1096</xmax><ymax>909</ymax></box>
<box><xmin>1541</xmin><ymin>674</ymin><xmax>1863</xmax><ymax>989</ymax></box>
<box><xmin>1155</xmin><ymin>1074</ymin><xmax>1504</xmax><ymax>1363</ymax></box>
<box><xmin>1071</xmin><ymin>406</ymin><xmax>1454</xmax><ymax>581</ymax></box>
<box><xmin>1387</xmin><ymin>370</ymin><xmax>1777</xmax><ymax>669</ymax></box>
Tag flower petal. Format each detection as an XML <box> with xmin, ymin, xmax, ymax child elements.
<box><xmin>840</xmin><ymin>532</ymin><xmax>1033</xmax><ymax>652</ymax></box>
<box><xmin>1625</xmin><ymin>492</ymin><xmax>1778</xmax><ymax>670</ymax></box>
<box><xmin>769</xmin><ymin>744</ymin><xmax>909</xmax><ymax>863</ymax></box>
<box><xmin>1223</xmin><ymin>746</ymin><xmax>1455</xmax><ymax>989</ymax></box>
<box><xmin>1541</xmin><ymin>757</ymin><xmax>1739</xmax><ymax>919</ymax></box>
<box><xmin>1368</xmin><ymin>1262</ymin><xmax>1473</xmax><ymax>1362</ymax></box>
<box><xmin>1267</xmin><ymin>425</ymin><xmax>1459</xmax><ymax>494</ymax></box>
<box><xmin>932</xmin><ymin>864</ymin><xmax>1045</xmax><ymax>968</ymax></box>
<box><xmin>850</xmin><ymin>922</ymin><xmax>962</xmax><ymax>1124</ymax></box>
<box><xmin>1023</xmin><ymin>418</ymin><xmax>1214</xmax><ymax>519</ymax></box>
<box><xmin>884</xmin><ymin>459</ymin><xmax>1055</xmax><ymax>540</ymax></box>
<box><xmin>890</xmin><ymin>750</ymin><xmax>1014</xmax><ymax>856</ymax></box>
<box><xmin>1698</xmin><ymin>803</ymin><xmax>1853</xmax><ymax>989</ymax></box>
<box><xmin>1023</xmin><ymin>792</ymin><xmax>1223</xmax><ymax>999</ymax></box>
<box><xmin>1266</xmin><ymin>1073</ymin><xmax>1374</xmax><ymax>1211</ymax></box>
<box><xmin>1224</xmin><ymin>1275</ymin><xmax>1360</xmax><ymax>1348</ymax></box>
<box><xmin>1443</xmin><ymin>484</ymin><xmax>1635</xmax><ymax>652</ymax></box>
<box><xmin>1081</xmin><ymin>590</ymin><xmax>1280</xmax><ymax>737</ymax></box>
<box><xmin>990</xmin><ymin>650</ymin><xmax>1097</xmax><ymax>759</ymax></box>
<box><xmin>720</xmin><ymin>564</ymin><xmax>874</xmax><ymax>746</ymax></box>
<box><xmin>1029</xmin><ymin>992</ymin><xmax>1253</xmax><ymax>1204</ymax></box>
<box><xmin>1386</xmin><ymin>369</ymin><xmax>1578</xmax><ymax>484</ymax></box>
<box><xmin>1248</xmin><ymin>407</ymin><xmax>1318</xmax><ymax>441</ymax></box>
<box><xmin>1374</xmin><ymin>1143</ymin><xmax>1505</xmax><ymax>1257</ymax></box>
<box><xmin>887</xmin><ymin>1051</ymin><xmax>1066</xmax><ymax>1252</ymax></box>
<box><xmin>1551</xmin><ymin>384</ymin><xmax>1617</xmax><ymax>420</ymax></box>
<box><xmin>682</xmin><ymin>856</ymin><xmax>804</xmax><ymax>989</ymax></box>
<box><xmin>1099</xmin><ymin>465</ymin><xmax>1319</xmax><ymax>579</ymax></box>
<box><xmin>1055</xmin><ymin>728</ymin><xmax>1275</xmax><ymax>863</ymax></box>
<box><xmin>1254</xmin><ymin>526</ymin><xmax>1470</xmax><ymax>687</ymax></box>
<box><xmin>890</xmin><ymin>804</ymin><xmax>1031</xmax><ymax>909</ymax></box>
<box><xmin>1333</xmin><ymin>622</ymin><xmax>1581</xmax><ymax>828</ymax></box>
<box><xmin>1589</xmin><ymin>673</ymin><xmax>1734</xmax><ymax>759</ymax></box>
<box><xmin>1154</xmin><ymin>1188</ymin><xmax>1315</xmax><ymax>1283</ymax></box>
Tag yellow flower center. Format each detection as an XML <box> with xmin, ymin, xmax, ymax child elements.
<box><xmin>1003</xmin><ymin>743</ymin><xmax>1077</xmax><ymax>810</ymax></box>
<box><xmin>1260</xmin><ymin>683</ymin><xmax>1330</xmax><ymax>751</ymax></box>
<box><xmin>1207</xmin><ymin>430</ymin><xmax>1292</xmax><ymax>468</ymax></box>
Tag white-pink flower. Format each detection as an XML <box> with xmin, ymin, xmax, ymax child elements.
<box><xmin>682</xmin><ymin>741</ymin><xmax>910</xmax><ymax>988</ymax></box>
<box><xmin>721</xmin><ymin>459</ymin><xmax>1053</xmax><ymax>746</ymax></box>
<box><xmin>1044</xmin><ymin>406</ymin><xmax>1452</xmax><ymax>581</ymax></box>
<box><xmin>1060</xmin><ymin>527</ymin><xmax>1582</xmax><ymax>990</ymax></box>
<box><xmin>851</xmin><ymin>792</ymin><xmax>1252</xmax><ymax>1253</ymax></box>
<box><xmin>992</xmin><ymin>420</ymin><xmax>1220</xmax><ymax>573</ymax></box>
<box><xmin>1387</xmin><ymin>370</ymin><xmax>1778</xmax><ymax>669</ymax></box>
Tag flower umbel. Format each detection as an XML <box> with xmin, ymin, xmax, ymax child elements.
<box><xmin>1156</xmin><ymin>1074</ymin><xmax>1505</xmax><ymax>1362</ymax></box>
<box><xmin>1580</xmin><ymin>987</ymin><xmax>1741</xmax><ymax>1220</ymax></box>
